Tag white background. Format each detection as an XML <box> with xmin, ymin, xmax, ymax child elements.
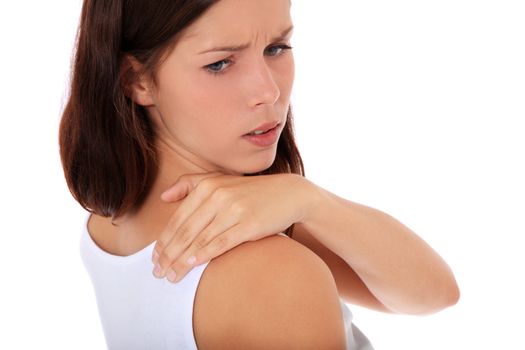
<box><xmin>1</xmin><ymin>1</ymin><xmax>523</xmax><ymax>349</ymax></box>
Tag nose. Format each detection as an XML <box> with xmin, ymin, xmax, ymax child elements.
<box><xmin>246</xmin><ymin>57</ymin><xmax>281</xmax><ymax>107</ymax></box>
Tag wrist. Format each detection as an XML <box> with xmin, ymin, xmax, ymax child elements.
<box><xmin>293</xmin><ymin>175</ymin><xmax>326</xmax><ymax>227</ymax></box>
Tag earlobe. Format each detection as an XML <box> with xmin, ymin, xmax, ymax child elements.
<box><xmin>122</xmin><ymin>55</ymin><xmax>155</xmax><ymax>107</ymax></box>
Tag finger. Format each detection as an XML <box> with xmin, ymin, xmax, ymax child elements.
<box><xmin>153</xmin><ymin>182</ymin><xmax>212</xmax><ymax>261</ymax></box>
<box><xmin>194</xmin><ymin>223</ymin><xmax>247</xmax><ymax>265</ymax></box>
<box><xmin>153</xmin><ymin>172</ymin><xmax>232</xmax><ymax>260</ymax></box>
<box><xmin>154</xmin><ymin>198</ymin><xmax>218</xmax><ymax>277</ymax></box>
<box><xmin>160</xmin><ymin>171</ymin><xmax>223</xmax><ymax>202</ymax></box>
<box><xmin>165</xmin><ymin>221</ymin><xmax>243</xmax><ymax>283</ymax></box>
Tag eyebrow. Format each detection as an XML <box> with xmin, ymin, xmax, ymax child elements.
<box><xmin>198</xmin><ymin>25</ymin><xmax>294</xmax><ymax>55</ymax></box>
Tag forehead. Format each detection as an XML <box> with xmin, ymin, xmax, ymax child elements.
<box><xmin>176</xmin><ymin>0</ymin><xmax>292</xmax><ymax>48</ymax></box>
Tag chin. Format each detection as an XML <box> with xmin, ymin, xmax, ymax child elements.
<box><xmin>219</xmin><ymin>146</ymin><xmax>278</xmax><ymax>175</ymax></box>
<box><xmin>228</xmin><ymin>155</ymin><xmax>274</xmax><ymax>175</ymax></box>
<box><xmin>243</xmin><ymin>159</ymin><xmax>276</xmax><ymax>175</ymax></box>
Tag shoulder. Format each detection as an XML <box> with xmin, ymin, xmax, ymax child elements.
<box><xmin>193</xmin><ymin>234</ymin><xmax>347</xmax><ymax>350</ymax></box>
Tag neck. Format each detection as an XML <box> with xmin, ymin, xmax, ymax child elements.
<box><xmin>88</xmin><ymin>139</ymin><xmax>245</xmax><ymax>255</ymax></box>
<box><xmin>114</xmin><ymin>138</ymin><xmax>229</xmax><ymax>231</ymax></box>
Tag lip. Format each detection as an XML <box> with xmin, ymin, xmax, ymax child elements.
<box><xmin>242</xmin><ymin>123</ymin><xmax>281</xmax><ymax>147</ymax></box>
<box><xmin>245</xmin><ymin>121</ymin><xmax>280</xmax><ymax>136</ymax></box>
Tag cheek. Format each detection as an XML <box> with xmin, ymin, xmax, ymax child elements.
<box><xmin>158</xmin><ymin>69</ymin><xmax>223</xmax><ymax>120</ymax></box>
<box><xmin>157</xmin><ymin>74</ymin><xmax>240</xmax><ymax>146</ymax></box>
<box><xmin>186</xmin><ymin>84</ymin><xmax>239</xmax><ymax>139</ymax></box>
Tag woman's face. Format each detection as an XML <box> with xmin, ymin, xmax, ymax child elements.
<box><xmin>144</xmin><ymin>0</ymin><xmax>294</xmax><ymax>175</ymax></box>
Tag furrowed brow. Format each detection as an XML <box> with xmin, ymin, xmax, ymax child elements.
<box><xmin>198</xmin><ymin>25</ymin><xmax>294</xmax><ymax>54</ymax></box>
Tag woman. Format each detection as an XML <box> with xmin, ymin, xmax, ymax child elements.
<box><xmin>59</xmin><ymin>0</ymin><xmax>459</xmax><ymax>349</ymax></box>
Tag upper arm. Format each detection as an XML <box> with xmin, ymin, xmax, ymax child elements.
<box><xmin>291</xmin><ymin>223</ymin><xmax>392</xmax><ymax>313</ymax></box>
<box><xmin>193</xmin><ymin>234</ymin><xmax>347</xmax><ymax>350</ymax></box>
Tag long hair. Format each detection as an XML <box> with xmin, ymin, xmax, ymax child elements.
<box><xmin>59</xmin><ymin>0</ymin><xmax>304</xmax><ymax>237</ymax></box>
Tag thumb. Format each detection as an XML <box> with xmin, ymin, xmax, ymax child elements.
<box><xmin>160</xmin><ymin>172</ymin><xmax>223</xmax><ymax>202</ymax></box>
<box><xmin>160</xmin><ymin>179</ymin><xmax>192</xmax><ymax>202</ymax></box>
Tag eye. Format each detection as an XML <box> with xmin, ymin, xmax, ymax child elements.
<box><xmin>205</xmin><ymin>59</ymin><xmax>234</xmax><ymax>76</ymax></box>
<box><xmin>265</xmin><ymin>44</ymin><xmax>293</xmax><ymax>57</ymax></box>
<box><xmin>204</xmin><ymin>44</ymin><xmax>293</xmax><ymax>76</ymax></box>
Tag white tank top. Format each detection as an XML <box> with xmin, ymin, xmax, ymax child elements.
<box><xmin>80</xmin><ymin>213</ymin><xmax>373</xmax><ymax>349</ymax></box>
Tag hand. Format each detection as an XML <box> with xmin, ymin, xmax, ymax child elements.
<box><xmin>151</xmin><ymin>172</ymin><xmax>314</xmax><ymax>283</ymax></box>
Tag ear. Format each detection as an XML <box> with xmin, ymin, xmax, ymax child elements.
<box><xmin>121</xmin><ymin>55</ymin><xmax>155</xmax><ymax>107</ymax></box>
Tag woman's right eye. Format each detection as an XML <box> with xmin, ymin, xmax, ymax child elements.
<box><xmin>204</xmin><ymin>58</ymin><xmax>234</xmax><ymax>76</ymax></box>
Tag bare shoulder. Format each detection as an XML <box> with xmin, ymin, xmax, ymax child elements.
<box><xmin>193</xmin><ymin>234</ymin><xmax>347</xmax><ymax>350</ymax></box>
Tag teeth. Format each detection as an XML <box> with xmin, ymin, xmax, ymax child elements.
<box><xmin>251</xmin><ymin>130</ymin><xmax>265</xmax><ymax>135</ymax></box>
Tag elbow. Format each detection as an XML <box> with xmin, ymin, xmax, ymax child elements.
<box><xmin>389</xmin><ymin>275</ymin><xmax>461</xmax><ymax>316</ymax></box>
<box><xmin>442</xmin><ymin>279</ymin><xmax>461</xmax><ymax>309</ymax></box>
<box><xmin>416</xmin><ymin>262</ymin><xmax>461</xmax><ymax>315</ymax></box>
<box><xmin>414</xmin><ymin>276</ymin><xmax>461</xmax><ymax>315</ymax></box>
<box><xmin>436</xmin><ymin>271</ymin><xmax>461</xmax><ymax>311</ymax></box>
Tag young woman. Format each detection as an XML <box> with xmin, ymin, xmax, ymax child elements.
<box><xmin>59</xmin><ymin>0</ymin><xmax>459</xmax><ymax>349</ymax></box>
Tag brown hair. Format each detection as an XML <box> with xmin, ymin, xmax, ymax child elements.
<box><xmin>59</xmin><ymin>0</ymin><xmax>304</xmax><ymax>237</ymax></box>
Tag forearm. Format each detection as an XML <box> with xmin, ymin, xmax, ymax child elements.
<box><xmin>296</xmin><ymin>176</ymin><xmax>460</xmax><ymax>315</ymax></box>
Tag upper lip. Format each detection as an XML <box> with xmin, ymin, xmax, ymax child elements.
<box><xmin>245</xmin><ymin>121</ymin><xmax>280</xmax><ymax>135</ymax></box>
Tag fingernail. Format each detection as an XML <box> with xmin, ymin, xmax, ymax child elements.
<box><xmin>152</xmin><ymin>250</ymin><xmax>159</xmax><ymax>264</ymax></box>
<box><xmin>153</xmin><ymin>264</ymin><xmax>162</xmax><ymax>278</ymax></box>
<box><xmin>186</xmin><ymin>255</ymin><xmax>196</xmax><ymax>265</ymax></box>
<box><xmin>167</xmin><ymin>269</ymin><xmax>178</xmax><ymax>283</ymax></box>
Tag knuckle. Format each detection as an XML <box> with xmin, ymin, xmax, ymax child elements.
<box><xmin>153</xmin><ymin>241</ymin><xmax>164</xmax><ymax>252</ymax></box>
<box><xmin>177</xmin><ymin>225</ymin><xmax>193</xmax><ymax>243</ymax></box>
<box><xmin>230</xmin><ymin>201</ymin><xmax>247</xmax><ymax>216</ymax></box>
<box><xmin>211</xmin><ymin>187</ymin><xmax>229</xmax><ymax>202</ymax></box>
<box><xmin>159</xmin><ymin>249</ymin><xmax>176</xmax><ymax>265</ymax></box>
<box><xmin>198</xmin><ymin>177</ymin><xmax>216</xmax><ymax>194</ymax></box>
<box><xmin>169</xmin><ymin>261</ymin><xmax>183</xmax><ymax>272</ymax></box>
<box><xmin>194</xmin><ymin>236</ymin><xmax>209</xmax><ymax>250</ymax></box>
<box><xmin>213</xmin><ymin>235</ymin><xmax>229</xmax><ymax>250</ymax></box>
<box><xmin>165</xmin><ymin>255</ymin><xmax>186</xmax><ymax>272</ymax></box>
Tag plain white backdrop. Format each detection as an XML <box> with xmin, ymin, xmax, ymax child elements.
<box><xmin>1</xmin><ymin>1</ymin><xmax>523</xmax><ymax>349</ymax></box>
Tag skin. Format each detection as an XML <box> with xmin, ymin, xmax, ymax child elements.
<box><xmin>89</xmin><ymin>0</ymin><xmax>460</xmax><ymax>317</ymax></box>
<box><xmin>138</xmin><ymin>0</ymin><xmax>294</xmax><ymax>175</ymax></box>
<box><xmin>89</xmin><ymin>0</ymin><xmax>295</xmax><ymax>266</ymax></box>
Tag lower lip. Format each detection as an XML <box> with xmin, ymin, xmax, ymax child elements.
<box><xmin>242</xmin><ymin>125</ymin><xmax>280</xmax><ymax>147</ymax></box>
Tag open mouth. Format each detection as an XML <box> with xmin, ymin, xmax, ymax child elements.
<box><xmin>245</xmin><ymin>123</ymin><xmax>280</xmax><ymax>136</ymax></box>
<box><xmin>247</xmin><ymin>127</ymin><xmax>275</xmax><ymax>136</ymax></box>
